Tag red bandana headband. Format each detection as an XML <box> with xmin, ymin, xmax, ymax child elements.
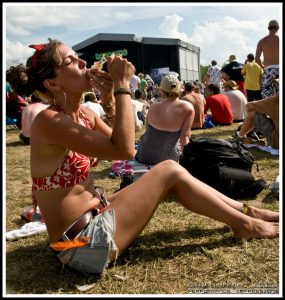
<box><xmin>29</xmin><ymin>44</ymin><xmax>46</xmax><ymax>68</ymax></box>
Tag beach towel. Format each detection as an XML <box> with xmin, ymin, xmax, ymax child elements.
<box><xmin>6</xmin><ymin>222</ymin><xmax>47</xmax><ymax>241</ymax></box>
<box><xmin>244</xmin><ymin>144</ymin><xmax>279</xmax><ymax>156</ymax></box>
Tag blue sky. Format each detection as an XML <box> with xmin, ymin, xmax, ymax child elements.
<box><xmin>3</xmin><ymin>2</ymin><xmax>282</xmax><ymax>70</ymax></box>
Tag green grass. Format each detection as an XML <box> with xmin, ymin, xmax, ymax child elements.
<box><xmin>5</xmin><ymin>124</ymin><xmax>280</xmax><ymax>295</ymax></box>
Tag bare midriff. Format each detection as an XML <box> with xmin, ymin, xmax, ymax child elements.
<box><xmin>35</xmin><ymin>175</ymin><xmax>102</xmax><ymax>242</ymax></box>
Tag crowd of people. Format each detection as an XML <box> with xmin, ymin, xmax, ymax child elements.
<box><xmin>5</xmin><ymin>19</ymin><xmax>279</xmax><ymax>276</ymax></box>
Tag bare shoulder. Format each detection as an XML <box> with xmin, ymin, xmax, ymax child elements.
<box><xmin>80</xmin><ymin>104</ymin><xmax>91</xmax><ymax>115</ymax></box>
<box><xmin>259</xmin><ymin>35</ymin><xmax>269</xmax><ymax>44</ymax></box>
<box><xmin>32</xmin><ymin>107</ymin><xmax>79</xmax><ymax>134</ymax></box>
<box><xmin>80</xmin><ymin>104</ymin><xmax>98</xmax><ymax>123</ymax></box>
<box><xmin>181</xmin><ymin>94</ymin><xmax>192</xmax><ymax>102</ymax></box>
<box><xmin>180</xmin><ymin>99</ymin><xmax>195</xmax><ymax>111</ymax></box>
<box><xmin>30</xmin><ymin>108</ymin><xmax>64</xmax><ymax>145</ymax></box>
<box><xmin>149</xmin><ymin>102</ymin><xmax>161</xmax><ymax>111</ymax></box>
<box><xmin>259</xmin><ymin>34</ymin><xmax>279</xmax><ymax>44</ymax></box>
<box><xmin>32</xmin><ymin>107</ymin><xmax>58</xmax><ymax>128</ymax></box>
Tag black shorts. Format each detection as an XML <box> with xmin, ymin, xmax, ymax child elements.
<box><xmin>19</xmin><ymin>132</ymin><xmax>30</xmax><ymax>145</ymax></box>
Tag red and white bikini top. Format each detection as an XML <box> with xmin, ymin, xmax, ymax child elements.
<box><xmin>32</xmin><ymin>109</ymin><xmax>97</xmax><ymax>193</ymax></box>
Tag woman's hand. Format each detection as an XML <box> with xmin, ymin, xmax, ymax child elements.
<box><xmin>107</xmin><ymin>53</ymin><xmax>135</xmax><ymax>89</ymax></box>
<box><xmin>88</xmin><ymin>69</ymin><xmax>114</xmax><ymax>107</ymax></box>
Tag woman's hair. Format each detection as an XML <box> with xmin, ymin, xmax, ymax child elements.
<box><xmin>162</xmin><ymin>87</ymin><xmax>181</xmax><ymax>99</ymax></box>
<box><xmin>6</xmin><ymin>38</ymin><xmax>63</xmax><ymax>101</ymax></box>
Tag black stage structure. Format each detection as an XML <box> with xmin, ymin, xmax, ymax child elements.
<box><xmin>73</xmin><ymin>33</ymin><xmax>200</xmax><ymax>83</ymax></box>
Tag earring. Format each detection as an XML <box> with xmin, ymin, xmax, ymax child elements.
<box><xmin>61</xmin><ymin>91</ymin><xmax>67</xmax><ymax>109</ymax></box>
<box><xmin>53</xmin><ymin>93</ymin><xmax>57</xmax><ymax>107</ymax></box>
<box><xmin>53</xmin><ymin>90</ymin><xmax>66</xmax><ymax>109</ymax></box>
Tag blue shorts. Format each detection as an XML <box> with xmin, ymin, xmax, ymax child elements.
<box><xmin>56</xmin><ymin>209</ymin><xmax>117</xmax><ymax>274</ymax></box>
<box><xmin>261</xmin><ymin>66</ymin><xmax>279</xmax><ymax>98</ymax></box>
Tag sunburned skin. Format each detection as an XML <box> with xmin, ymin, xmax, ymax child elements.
<box><xmin>91</xmin><ymin>54</ymin><xmax>107</xmax><ymax>71</ymax></box>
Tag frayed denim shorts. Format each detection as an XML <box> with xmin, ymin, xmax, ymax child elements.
<box><xmin>56</xmin><ymin>208</ymin><xmax>117</xmax><ymax>274</ymax></box>
<box><xmin>254</xmin><ymin>112</ymin><xmax>275</xmax><ymax>146</ymax></box>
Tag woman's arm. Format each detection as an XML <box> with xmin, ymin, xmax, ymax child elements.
<box><xmin>80</xmin><ymin>104</ymin><xmax>112</xmax><ymax>137</ymax></box>
<box><xmin>32</xmin><ymin>55</ymin><xmax>135</xmax><ymax>160</ymax></box>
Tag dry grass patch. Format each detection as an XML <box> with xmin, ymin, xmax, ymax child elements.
<box><xmin>5</xmin><ymin>124</ymin><xmax>280</xmax><ymax>295</ymax></box>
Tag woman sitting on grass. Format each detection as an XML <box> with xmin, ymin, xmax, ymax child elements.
<box><xmin>6</xmin><ymin>38</ymin><xmax>278</xmax><ymax>275</ymax></box>
<box><xmin>135</xmin><ymin>74</ymin><xmax>195</xmax><ymax>165</ymax></box>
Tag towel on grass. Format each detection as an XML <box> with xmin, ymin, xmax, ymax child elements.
<box><xmin>6</xmin><ymin>221</ymin><xmax>47</xmax><ymax>241</ymax></box>
<box><xmin>244</xmin><ymin>144</ymin><xmax>279</xmax><ymax>156</ymax></box>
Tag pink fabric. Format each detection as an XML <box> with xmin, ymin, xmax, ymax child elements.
<box><xmin>111</xmin><ymin>160</ymin><xmax>134</xmax><ymax>175</ymax></box>
<box><xmin>111</xmin><ymin>160</ymin><xmax>153</xmax><ymax>176</ymax></box>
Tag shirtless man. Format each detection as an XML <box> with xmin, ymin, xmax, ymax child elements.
<box><xmin>181</xmin><ymin>81</ymin><xmax>205</xmax><ymax>129</ymax></box>
<box><xmin>20</xmin><ymin>93</ymin><xmax>48</xmax><ymax>144</ymax></box>
<box><xmin>255</xmin><ymin>20</ymin><xmax>279</xmax><ymax>98</ymax></box>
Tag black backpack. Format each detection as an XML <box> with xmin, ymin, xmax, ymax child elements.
<box><xmin>179</xmin><ymin>138</ymin><xmax>265</xmax><ymax>199</ymax></box>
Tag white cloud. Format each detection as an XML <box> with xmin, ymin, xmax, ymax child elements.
<box><xmin>159</xmin><ymin>14</ymin><xmax>189</xmax><ymax>42</ymax></box>
<box><xmin>158</xmin><ymin>13</ymin><xmax>272</xmax><ymax>66</ymax></box>
<box><xmin>5</xmin><ymin>5</ymin><xmax>134</xmax><ymax>39</ymax></box>
<box><xmin>191</xmin><ymin>16</ymin><xmax>270</xmax><ymax>65</ymax></box>
<box><xmin>5</xmin><ymin>39</ymin><xmax>34</xmax><ymax>69</ymax></box>
<box><xmin>6</xmin><ymin>6</ymin><xmax>78</xmax><ymax>35</ymax></box>
<box><xmin>4</xmin><ymin>4</ymin><xmax>280</xmax><ymax>71</ymax></box>
<box><xmin>114</xmin><ymin>11</ymin><xmax>133</xmax><ymax>21</ymax></box>
<box><xmin>6</xmin><ymin>21</ymin><xmax>31</xmax><ymax>36</ymax></box>
<box><xmin>4</xmin><ymin>5</ymin><xmax>135</xmax><ymax>68</ymax></box>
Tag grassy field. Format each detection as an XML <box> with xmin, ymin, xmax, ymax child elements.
<box><xmin>5</xmin><ymin>124</ymin><xmax>280</xmax><ymax>295</ymax></box>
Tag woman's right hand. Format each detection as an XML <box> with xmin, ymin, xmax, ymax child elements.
<box><xmin>107</xmin><ymin>54</ymin><xmax>135</xmax><ymax>89</ymax></box>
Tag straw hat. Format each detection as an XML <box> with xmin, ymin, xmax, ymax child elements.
<box><xmin>224</xmin><ymin>80</ymin><xmax>239</xmax><ymax>90</ymax></box>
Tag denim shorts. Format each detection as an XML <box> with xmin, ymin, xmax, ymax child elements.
<box><xmin>254</xmin><ymin>112</ymin><xmax>274</xmax><ymax>146</ymax></box>
<box><xmin>56</xmin><ymin>208</ymin><xmax>117</xmax><ymax>274</ymax></box>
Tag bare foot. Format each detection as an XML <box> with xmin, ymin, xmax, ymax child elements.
<box><xmin>233</xmin><ymin>218</ymin><xmax>279</xmax><ymax>240</ymax></box>
<box><xmin>245</xmin><ymin>205</ymin><xmax>279</xmax><ymax>222</ymax></box>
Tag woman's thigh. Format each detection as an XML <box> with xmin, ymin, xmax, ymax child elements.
<box><xmin>106</xmin><ymin>160</ymin><xmax>179</xmax><ymax>253</ymax></box>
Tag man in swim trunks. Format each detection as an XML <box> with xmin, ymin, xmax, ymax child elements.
<box><xmin>255</xmin><ymin>19</ymin><xmax>279</xmax><ymax>98</ymax></box>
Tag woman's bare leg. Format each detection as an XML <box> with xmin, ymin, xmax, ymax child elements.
<box><xmin>191</xmin><ymin>176</ymin><xmax>279</xmax><ymax>222</ymax></box>
<box><xmin>107</xmin><ymin>160</ymin><xmax>279</xmax><ymax>255</ymax></box>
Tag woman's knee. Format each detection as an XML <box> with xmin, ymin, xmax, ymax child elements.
<box><xmin>154</xmin><ymin>160</ymin><xmax>188</xmax><ymax>181</ymax></box>
<box><xmin>156</xmin><ymin>159</ymin><xmax>179</xmax><ymax>170</ymax></box>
